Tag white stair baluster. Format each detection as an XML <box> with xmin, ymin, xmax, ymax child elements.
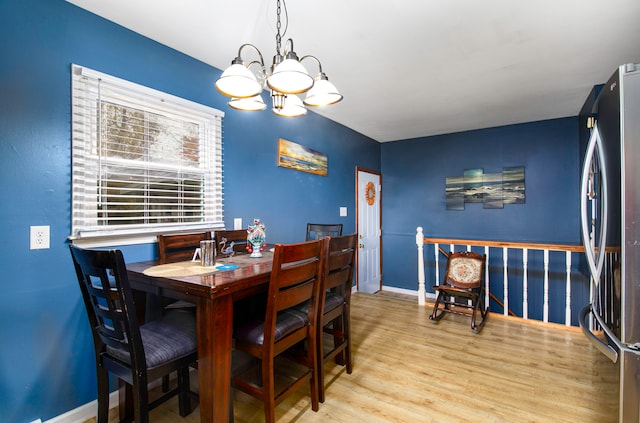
<box><xmin>543</xmin><ymin>249</ymin><xmax>550</xmax><ymax>323</ymax></box>
<box><xmin>434</xmin><ymin>242</ymin><xmax>440</xmax><ymax>289</ymax></box>
<box><xmin>485</xmin><ymin>246</ymin><xmax>490</xmax><ymax>310</ymax></box>
<box><xmin>416</xmin><ymin>227</ymin><xmax>426</xmax><ymax>306</ymax></box>
<box><xmin>565</xmin><ymin>251</ymin><xmax>572</xmax><ymax>326</ymax></box>
<box><xmin>467</xmin><ymin>245</ymin><xmax>472</xmax><ymax>306</ymax></box>
<box><xmin>522</xmin><ymin>248</ymin><xmax>528</xmax><ymax>320</ymax></box>
<box><xmin>503</xmin><ymin>247</ymin><xmax>509</xmax><ymax>316</ymax></box>
<box><xmin>449</xmin><ymin>244</ymin><xmax>455</xmax><ymax>303</ymax></box>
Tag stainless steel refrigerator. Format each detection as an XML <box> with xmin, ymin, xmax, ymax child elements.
<box><xmin>579</xmin><ymin>63</ymin><xmax>640</xmax><ymax>422</ymax></box>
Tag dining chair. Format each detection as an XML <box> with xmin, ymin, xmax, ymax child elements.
<box><xmin>155</xmin><ymin>232</ymin><xmax>212</xmax><ymax>392</ymax></box>
<box><xmin>69</xmin><ymin>246</ymin><xmax>198</xmax><ymax>423</ymax></box>
<box><xmin>316</xmin><ymin>233</ymin><xmax>357</xmax><ymax>402</ymax></box>
<box><xmin>214</xmin><ymin>229</ymin><xmax>268</xmax><ymax>343</ymax></box>
<box><xmin>151</xmin><ymin>232</ymin><xmax>214</xmax><ymax>319</ymax></box>
<box><xmin>157</xmin><ymin>231</ymin><xmax>212</xmax><ymax>263</ymax></box>
<box><xmin>295</xmin><ymin>233</ymin><xmax>357</xmax><ymax>402</ymax></box>
<box><xmin>214</xmin><ymin>229</ymin><xmax>248</xmax><ymax>256</ymax></box>
<box><xmin>305</xmin><ymin>223</ymin><xmax>343</xmax><ymax>241</ymax></box>
<box><xmin>429</xmin><ymin>250</ymin><xmax>489</xmax><ymax>333</ymax></box>
<box><xmin>232</xmin><ymin>239</ymin><xmax>325</xmax><ymax>423</ymax></box>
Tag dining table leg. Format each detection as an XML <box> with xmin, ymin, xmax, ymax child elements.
<box><xmin>197</xmin><ymin>295</ymin><xmax>234</xmax><ymax>423</ymax></box>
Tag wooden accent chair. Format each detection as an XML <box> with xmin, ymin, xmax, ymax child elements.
<box><xmin>214</xmin><ymin>229</ymin><xmax>248</xmax><ymax>256</ymax></box>
<box><xmin>314</xmin><ymin>233</ymin><xmax>357</xmax><ymax>402</ymax></box>
<box><xmin>157</xmin><ymin>231</ymin><xmax>212</xmax><ymax>263</ymax></box>
<box><xmin>429</xmin><ymin>250</ymin><xmax>489</xmax><ymax>333</ymax></box>
<box><xmin>69</xmin><ymin>246</ymin><xmax>197</xmax><ymax>423</ymax></box>
<box><xmin>232</xmin><ymin>239</ymin><xmax>325</xmax><ymax>423</ymax></box>
<box><xmin>305</xmin><ymin>223</ymin><xmax>343</xmax><ymax>241</ymax></box>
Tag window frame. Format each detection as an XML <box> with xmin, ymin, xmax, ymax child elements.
<box><xmin>70</xmin><ymin>64</ymin><xmax>225</xmax><ymax>247</ymax></box>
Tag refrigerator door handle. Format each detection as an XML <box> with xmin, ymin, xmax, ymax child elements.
<box><xmin>581</xmin><ymin>303</ymin><xmax>640</xmax><ymax>361</ymax></box>
<box><xmin>579</xmin><ymin>304</ymin><xmax>618</xmax><ymax>363</ymax></box>
<box><xmin>579</xmin><ymin>124</ymin><xmax>608</xmax><ymax>283</ymax></box>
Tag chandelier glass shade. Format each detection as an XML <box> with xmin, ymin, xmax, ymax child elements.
<box><xmin>214</xmin><ymin>0</ymin><xmax>342</xmax><ymax>117</ymax></box>
<box><xmin>228</xmin><ymin>95</ymin><xmax>267</xmax><ymax>111</ymax></box>
<box><xmin>267</xmin><ymin>54</ymin><xmax>315</xmax><ymax>94</ymax></box>
<box><xmin>272</xmin><ymin>93</ymin><xmax>307</xmax><ymax>118</ymax></box>
<box><xmin>304</xmin><ymin>74</ymin><xmax>343</xmax><ymax>106</ymax></box>
<box><xmin>215</xmin><ymin>63</ymin><xmax>262</xmax><ymax>98</ymax></box>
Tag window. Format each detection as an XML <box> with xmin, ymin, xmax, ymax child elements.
<box><xmin>70</xmin><ymin>64</ymin><xmax>224</xmax><ymax>244</ymax></box>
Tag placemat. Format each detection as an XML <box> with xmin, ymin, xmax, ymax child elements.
<box><xmin>143</xmin><ymin>261</ymin><xmax>221</xmax><ymax>277</ymax></box>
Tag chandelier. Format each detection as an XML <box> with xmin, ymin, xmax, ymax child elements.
<box><xmin>214</xmin><ymin>0</ymin><xmax>342</xmax><ymax>118</ymax></box>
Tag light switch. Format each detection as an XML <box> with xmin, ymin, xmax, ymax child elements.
<box><xmin>234</xmin><ymin>218</ymin><xmax>243</xmax><ymax>230</ymax></box>
<box><xmin>340</xmin><ymin>207</ymin><xmax>347</xmax><ymax>217</ymax></box>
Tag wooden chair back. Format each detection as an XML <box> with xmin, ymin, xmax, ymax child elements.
<box><xmin>70</xmin><ymin>246</ymin><xmax>142</xmax><ymax>361</ymax></box>
<box><xmin>157</xmin><ymin>232</ymin><xmax>211</xmax><ymax>263</ymax></box>
<box><xmin>324</xmin><ymin>233</ymin><xmax>357</xmax><ymax>294</ymax></box>
<box><xmin>306</xmin><ymin>223</ymin><xmax>343</xmax><ymax>241</ymax></box>
<box><xmin>266</xmin><ymin>239</ymin><xmax>324</xmax><ymax>354</ymax></box>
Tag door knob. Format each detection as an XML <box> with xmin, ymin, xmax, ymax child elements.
<box><xmin>359</xmin><ymin>243</ymin><xmax>365</xmax><ymax>248</ymax></box>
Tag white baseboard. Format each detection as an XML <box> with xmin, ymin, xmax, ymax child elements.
<box><xmin>380</xmin><ymin>285</ymin><xmax>417</xmax><ymax>297</ymax></box>
<box><xmin>380</xmin><ymin>285</ymin><xmax>436</xmax><ymax>301</ymax></box>
<box><xmin>43</xmin><ymin>375</ymin><xmax>171</xmax><ymax>423</ymax></box>
<box><xmin>43</xmin><ymin>391</ymin><xmax>118</xmax><ymax>423</ymax></box>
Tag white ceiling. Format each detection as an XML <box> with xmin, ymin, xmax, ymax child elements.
<box><xmin>67</xmin><ymin>0</ymin><xmax>640</xmax><ymax>142</ymax></box>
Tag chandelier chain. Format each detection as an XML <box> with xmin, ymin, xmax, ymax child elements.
<box><xmin>275</xmin><ymin>0</ymin><xmax>282</xmax><ymax>55</ymax></box>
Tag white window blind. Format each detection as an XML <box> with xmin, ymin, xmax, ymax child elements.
<box><xmin>70</xmin><ymin>64</ymin><xmax>225</xmax><ymax>242</ymax></box>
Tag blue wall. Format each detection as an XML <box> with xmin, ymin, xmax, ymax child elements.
<box><xmin>0</xmin><ymin>1</ymin><xmax>378</xmax><ymax>422</ymax></box>
<box><xmin>380</xmin><ymin>118</ymin><xmax>588</xmax><ymax>323</ymax></box>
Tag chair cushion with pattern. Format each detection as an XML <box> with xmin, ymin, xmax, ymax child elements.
<box><xmin>447</xmin><ymin>257</ymin><xmax>482</xmax><ymax>288</ymax></box>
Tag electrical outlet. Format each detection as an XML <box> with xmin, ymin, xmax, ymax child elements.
<box><xmin>30</xmin><ymin>225</ymin><xmax>50</xmax><ymax>250</ymax></box>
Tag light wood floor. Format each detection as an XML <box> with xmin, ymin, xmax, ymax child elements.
<box><xmin>99</xmin><ymin>292</ymin><xmax>619</xmax><ymax>422</ymax></box>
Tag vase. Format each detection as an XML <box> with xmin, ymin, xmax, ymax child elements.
<box><xmin>247</xmin><ymin>218</ymin><xmax>266</xmax><ymax>258</ymax></box>
<box><xmin>250</xmin><ymin>242</ymin><xmax>263</xmax><ymax>258</ymax></box>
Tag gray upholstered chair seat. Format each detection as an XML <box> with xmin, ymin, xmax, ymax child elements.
<box><xmin>234</xmin><ymin>309</ymin><xmax>308</xmax><ymax>346</ymax></box>
<box><xmin>108</xmin><ymin>310</ymin><xmax>197</xmax><ymax>369</ymax></box>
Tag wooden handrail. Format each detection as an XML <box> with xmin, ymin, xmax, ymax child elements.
<box><xmin>423</xmin><ymin>237</ymin><xmax>585</xmax><ymax>253</ymax></box>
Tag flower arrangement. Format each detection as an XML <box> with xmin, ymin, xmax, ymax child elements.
<box><xmin>246</xmin><ymin>218</ymin><xmax>266</xmax><ymax>257</ymax></box>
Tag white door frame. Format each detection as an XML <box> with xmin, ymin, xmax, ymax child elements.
<box><xmin>356</xmin><ymin>167</ymin><xmax>382</xmax><ymax>293</ymax></box>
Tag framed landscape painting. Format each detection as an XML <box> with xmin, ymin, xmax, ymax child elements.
<box><xmin>277</xmin><ymin>138</ymin><xmax>328</xmax><ymax>176</ymax></box>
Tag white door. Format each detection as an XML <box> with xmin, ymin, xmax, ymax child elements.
<box><xmin>357</xmin><ymin>169</ymin><xmax>381</xmax><ymax>294</ymax></box>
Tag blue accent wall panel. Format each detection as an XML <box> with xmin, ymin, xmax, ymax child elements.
<box><xmin>0</xmin><ymin>1</ymin><xmax>378</xmax><ymax>421</ymax></box>
<box><xmin>380</xmin><ymin>118</ymin><xmax>586</xmax><ymax>319</ymax></box>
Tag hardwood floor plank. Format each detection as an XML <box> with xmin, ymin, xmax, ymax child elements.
<box><xmin>102</xmin><ymin>292</ymin><xmax>619</xmax><ymax>422</ymax></box>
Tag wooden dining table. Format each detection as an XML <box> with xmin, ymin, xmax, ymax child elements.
<box><xmin>126</xmin><ymin>250</ymin><xmax>274</xmax><ymax>423</ymax></box>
